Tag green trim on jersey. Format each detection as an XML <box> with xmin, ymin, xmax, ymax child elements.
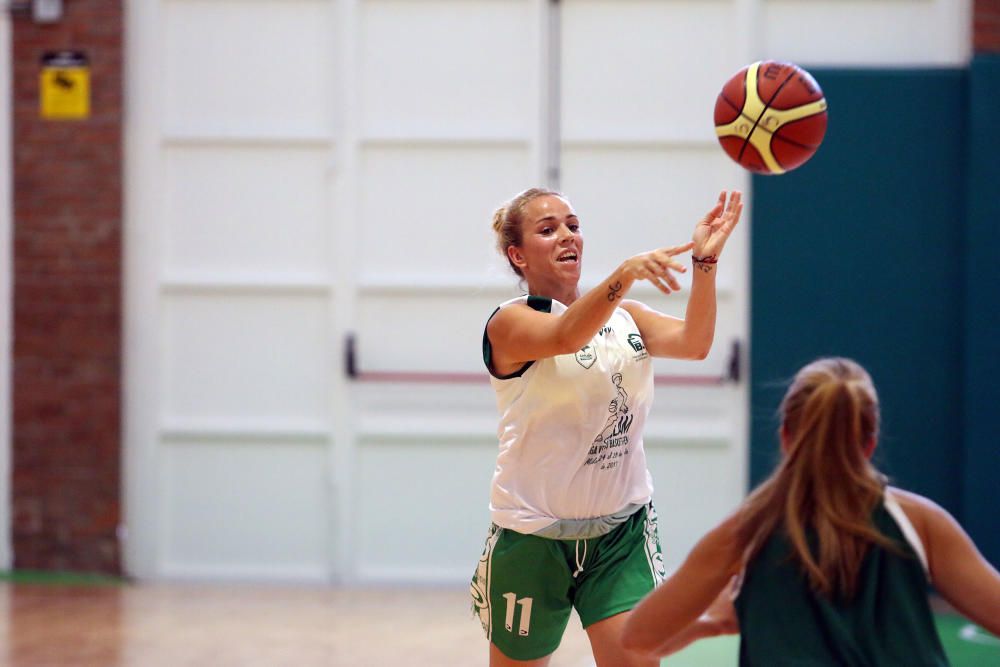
<box><xmin>482</xmin><ymin>296</ymin><xmax>553</xmax><ymax>380</ymax></box>
<box><xmin>735</xmin><ymin>502</ymin><xmax>949</xmax><ymax>666</ymax></box>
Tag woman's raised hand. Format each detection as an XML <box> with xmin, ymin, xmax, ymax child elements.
<box><xmin>616</xmin><ymin>191</ymin><xmax>741</xmax><ymax>296</ymax></box>
<box><xmin>692</xmin><ymin>191</ymin><xmax>743</xmax><ymax>260</ymax></box>
<box><xmin>620</xmin><ymin>242</ymin><xmax>695</xmax><ymax>295</ymax></box>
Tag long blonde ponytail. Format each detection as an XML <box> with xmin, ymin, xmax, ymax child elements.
<box><xmin>737</xmin><ymin>358</ymin><xmax>891</xmax><ymax>599</ymax></box>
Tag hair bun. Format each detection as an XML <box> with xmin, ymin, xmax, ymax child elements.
<box><xmin>491</xmin><ymin>206</ymin><xmax>507</xmax><ymax>233</ymax></box>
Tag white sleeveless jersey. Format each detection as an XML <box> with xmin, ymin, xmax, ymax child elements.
<box><xmin>484</xmin><ymin>295</ymin><xmax>655</xmax><ymax>534</ymax></box>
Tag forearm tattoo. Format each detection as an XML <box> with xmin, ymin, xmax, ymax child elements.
<box><xmin>607</xmin><ymin>280</ymin><xmax>624</xmax><ymax>301</ymax></box>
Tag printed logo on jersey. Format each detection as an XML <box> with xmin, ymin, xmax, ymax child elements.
<box><xmin>586</xmin><ymin>372</ymin><xmax>634</xmax><ymax>471</ymax></box>
<box><xmin>628</xmin><ymin>333</ymin><xmax>649</xmax><ymax>362</ymax></box>
<box><xmin>575</xmin><ymin>344</ymin><xmax>596</xmax><ymax>369</ymax></box>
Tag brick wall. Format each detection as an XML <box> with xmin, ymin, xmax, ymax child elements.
<box><xmin>12</xmin><ymin>1</ymin><xmax>123</xmax><ymax>573</ymax></box>
<box><xmin>977</xmin><ymin>0</ymin><xmax>1000</xmax><ymax>52</ymax></box>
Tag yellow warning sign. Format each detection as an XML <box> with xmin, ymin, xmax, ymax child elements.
<box><xmin>40</xmin><ymin>51</ymin><xmax>90</xmax><ymax>120</ymax></box>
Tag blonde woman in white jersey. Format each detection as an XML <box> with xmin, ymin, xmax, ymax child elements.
<box><xmin>470</xmin><ymin>187</ymin><xmax>742</xmax><ymax>666</ymax></box>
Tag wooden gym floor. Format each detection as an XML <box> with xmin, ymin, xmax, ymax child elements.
<box><xmin>0</xmin><ymin>577</ymin><xmax>996</xmax><ymax>666</ymax></box>
<box><xmin>0</xmin><ymin>582</ymin><xmax>599</xmax><ymax>667</ymax></box>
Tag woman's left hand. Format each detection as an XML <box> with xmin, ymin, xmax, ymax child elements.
<box><xmin>691</xmin><ymin>190</ymin><xmax>743</xmax><ymax>259</ymax></box>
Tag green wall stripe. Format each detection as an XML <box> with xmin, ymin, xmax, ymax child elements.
<box><xmin>962</xmin><ymin>55</ymin><xmax>1000</xmax><ymax>567</ymax></box>
<box><xmin>750</xmin><ymin>69</ymin><xmax>967</xmax><ymax>524</ymax></box>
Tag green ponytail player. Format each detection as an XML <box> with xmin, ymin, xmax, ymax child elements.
<box><xmin>623</xmin><ymin>358</ymin><xmax>1000</xmax><ymax>665</ymax></box>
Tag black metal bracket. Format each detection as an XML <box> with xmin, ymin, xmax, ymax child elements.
<box><xmin>347</xmin><ymin>333</ymin><xmax>743</xmax><ymax>385</ymax></box>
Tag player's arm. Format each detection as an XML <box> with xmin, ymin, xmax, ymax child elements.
<box><xmin>488</xmin><ymin>246</ymin><xmax>692</xmax><ymax>372</ymax></box>
<box><xmin>621</xmin><ymin>273</ymin><xmax>715</xmax><ymax>360</ymax></box>
<box><xmin>891</xmin><ymin>488</ymin><xmax>1000</xmax><ymax>635</ymax></box>
<box><xmin>622</xmin><ymin>513</ymin><xmax>743</xmax><ymax>658</ymax></box>
<box><xmin>645</xmin><ymin>576</ymin><xmax>740</xmax><ymax>656</ymax></box>
<box><xmin>621</xmin><ymin>191</ymin><xmax>742</xmax><ymax>360</ymax></box>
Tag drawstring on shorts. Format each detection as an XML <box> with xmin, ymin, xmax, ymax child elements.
<box><xmin>572</xmin><ymin>539</ymin><xmax>588</xmax><ymax>578</ymax></box>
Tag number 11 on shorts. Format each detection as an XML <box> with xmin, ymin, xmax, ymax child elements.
<box><xmin>501</xmin><ymin>593</ymin><xmax>533</xmax><ymax>636</ymax></box>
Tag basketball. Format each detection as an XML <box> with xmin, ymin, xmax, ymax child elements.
<box><xmin>714</xmin><ymin>61</ymin><xmax>828</xmax><ymax>175</ymax></box>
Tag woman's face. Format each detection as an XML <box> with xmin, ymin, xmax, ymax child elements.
<box><xmin>508</xmin><ymin>194</ymin><xmax>583</xmax><ymax>290</ymax></box>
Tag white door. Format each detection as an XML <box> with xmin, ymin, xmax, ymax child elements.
<box><xmin>126</xmin><ymin>0</ymin><xmax>346</xmax><ymax>580</ymax></box>
<box><xmin>124</xmin><ymin>0</ymin><xmax>549</xmax><ymax>582</ymax></box>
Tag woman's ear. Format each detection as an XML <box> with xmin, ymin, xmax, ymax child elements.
<box><xmin>507</xmin><ymin>245</ymin><xmax>526</xmax><ymax>270</ymax></box>
<box><xmin>862</xmin><ymin>437</ymin><xmax>876</xmax><ymax>460</ymax></box>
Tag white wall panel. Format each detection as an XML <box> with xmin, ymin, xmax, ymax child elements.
<box><xmin>635</xmin><ymin>287</ymin><xmax>746</xmax><ymax>382</ymax></box>
<box><xmin>356</xmin><ymin>382</ymin><xmax>498</xmax><ymax>438</ymax></box>
<box><xmin>358</xmin><ymin>145</ymin><xmax>533</xmax><ymax>284</ymax></box>
<box><xmin>560</xmin><ymin>145</ymin><xmax>748</xmax><ymax>294</ymax></box>
<box><xmin>562</xmin><ymin>0</ymin><xmax>740</xmax><ymax>142</ymax></box>
<box><xmin>163</xmin><ymin>0</ymin><xmax>334</xmax><ymax>137</ymax></box>
<box><xmin>646</xmin><ymin>445</ymin><xmax>742</xmax><ymax>571</ymax></box>
<box><xmin>359</xmin><ymin>0</ymin><xmax>536</xmax><ymax>139</ymax></box>
<box><xmin>355</xmin><ymin>438</ymin><xmax>495</xmax><ymax>582</ymax></box>
<box><xmin>762</xmin><ymin>0</ymin><xmax>971</xmax><ymax>66</ymax></box>
<box><xmin>357</xmin><ymin>291</ymin><xmax>515</xmax><ymax>373</ymax></box>
<box><xmin>161</xmin><ymin>294</ymin><xmax>330</xmax><ymax>423</ymax></box>
<box><xmin>161</xmin><ymin>440</ymin><xmax>329</xmax><ymax>579</ymax></box>
<box><xmin>645</xmin><ymin>385</ymin><xmax>736</xmax><ymax>443</ymax></box>
<box><xmin>163</xmin><ymin>145</ymin><xmax>331</xmax><ymax>277</ymax></box>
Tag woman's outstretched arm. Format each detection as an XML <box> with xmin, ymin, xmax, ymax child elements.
<box><xmin>622</xmin><ymin>513</ymin><xmax>743</xmax><ymax>658</ymax></box>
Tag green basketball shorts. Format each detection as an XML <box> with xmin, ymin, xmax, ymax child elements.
<box><xmin>469</xmin><ymin>503</ymin><xmax>665</xmax><ymax>661</ymax></box>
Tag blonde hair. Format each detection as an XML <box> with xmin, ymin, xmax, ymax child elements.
<box><xmin>737</xmin><ymin>357</ymin><xmax>891</xmax><ymax>599</ymax></box>
<box><xmin>491</xmin><ymin>187</ymin><xmax>562</xmax><ymax>277</ymax></box>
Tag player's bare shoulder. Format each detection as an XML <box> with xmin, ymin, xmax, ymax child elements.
<box><xmin>489</xmin><ymin>301</ymin><xmax>544</xmax><ymax>333</ymax></box>
<box><xmin>886</xmin><ymin>486</ymin><xmax>958</xmax><ymax>546</ymax></box>
<box><xmin>887</xmin><ymin>486</ymin><xmax>947</xmax><ymax>516</ymax></box>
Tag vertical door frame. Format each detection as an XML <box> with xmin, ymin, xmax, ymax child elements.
<box><xmin>123</xmin><ymin>0</ymin><xmax>166</xmax><ymax>579</ymax></box>
<box><xmin>329</xmin><ymin>0</ymin><xmax>359</xmax><ymax>582</ymax></box>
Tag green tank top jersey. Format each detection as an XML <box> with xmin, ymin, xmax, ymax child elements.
<box><xmin>734</xmin><ymin>500</ymin><xmax>949</xmax><ymax>666</ymax></box>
